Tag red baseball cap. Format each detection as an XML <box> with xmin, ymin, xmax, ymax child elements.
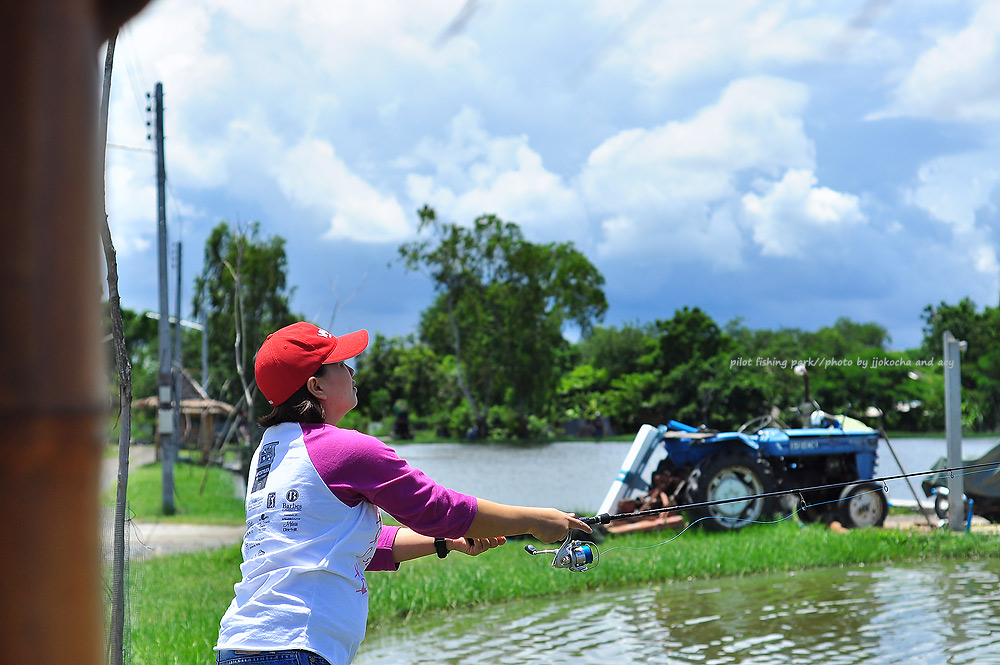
<box><xmin>255</xmin><ymin>322</ymin><xmax>369</xmax><ymax>405</ymax></box>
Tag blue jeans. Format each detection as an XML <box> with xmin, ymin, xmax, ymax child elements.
<box><xmin>216</xmin><ymin>650</ymin><xmax>333</xmax><ymax>665</ymax></box>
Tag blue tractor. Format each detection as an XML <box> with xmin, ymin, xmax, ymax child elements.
<box><xmin>600</xmin><ymin>412</ymin><xmax>888</xmax><ymax>531</ymax></box>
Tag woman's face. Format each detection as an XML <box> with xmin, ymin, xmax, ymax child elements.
<box><xmin>310</xmin><ymin>360</ymin><xmax>357</xmax><ymax>424</ymax></box>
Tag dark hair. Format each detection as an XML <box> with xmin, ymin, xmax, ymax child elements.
<box><xmin>258</xmin><ymin>363</ymin><xmax>327</xmax><ymax>428</ymax></box>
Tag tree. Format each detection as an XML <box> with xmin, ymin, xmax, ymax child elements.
<box><xmin>652</xmin><ymin>307</ymin><xmax>737</xmax><ymax>425</ymax></box>
<box><xmin>921</xmin><ymin>299</ymin><xmax>999</xmax><ymax>431</ymax></box>
<box><xmin>192</xmin><ymin>222</ymin><xmax>298</xmax><ymax>436</ymax></box>
<box><xmin>400</xmin><ymin>207</ymin><xmax>607</xmax><ymax>438</ymax></box>
<box><xmin>578</xmin><ymin>322</ymin><xmax>658</xmax><ymax>378</ymax></box>
<box><xmin>354</xmin><ymin>333</ymin><xmax>449</xmax><ymax>432</ymax></box>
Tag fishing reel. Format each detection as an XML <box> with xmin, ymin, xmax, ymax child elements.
<box><xmin>524</xmin><ymin>534</ymin><xmax>600</xmax><ymax>572</ymax></box>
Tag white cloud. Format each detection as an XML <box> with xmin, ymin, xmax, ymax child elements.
<box><xmin>105</xmin><ymin>161</ymin><xmax>157</xmax><ymax>256</ymax></box>
<box><xmin>403</xmin><ymin>107</ymin><xmax>588</xmax><ymax>242</ymax></box>
<box><xmin>905</xmin><ymin>149</ymin><xmax>1000</xmax><ymax>278</ymax></box>
<box><xmin>589</xmin><ymin>1</ymin><xmax>848</xmax><ymax>88</ymax></box>
<box><xmin>875</xmin><ymin>1</ymin><xmax>1000</xmax><ymax>121</ymax></box>
<box><xmin>579</xmin><ymin>76</ymin><xmax>814</xmax><ymax>266</ymax></box>
<box><xmin>905</xmin><ymin>150</ymin><xmax>1000</xmax><ymax>233</ymax></box>
<box><xmin>272</xmin><ymin>138</ymin><xmax>410</xmax><ymax>243</ymax></box>
<box><xmin>582</xmin><ymin>77</ymin><xmax>813</xmax><ymax>206</ymax></box>
<box><xmin>740</xmin><ymin>169</ymin><xmax>866</xmax><ymax>257</ymax></box>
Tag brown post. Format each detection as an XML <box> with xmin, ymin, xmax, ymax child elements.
<box><xmin>0</xmin><ymin>1</ymin><xmax>151</xmax><ymax>663</ymax></box>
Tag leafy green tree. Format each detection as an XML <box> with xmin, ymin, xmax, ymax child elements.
<box><xmin>192</xmin><ymin>222</ymin><xmax>298</xmax><ymax>428</ymax></box>
<box><xmin>400</xmin><ymin>207</ymin><xmax>607</xmax><ymax>438</ymax></box>
<box><xmin>650</xmin><ymin>307</ymin><xmax>736</xmax><ymax>425</ymax></box>
<box><xmin>921</xmin><ymin>299</ymin><xmax>999</xmax><ymax>431</ymax></box>
<box><xmin>578</xmin><ymin>323</ymin><xmax>658</xmax><ymax>378</ymax></box>
<box><xmin>355</xmin><ymin>333</ymin><xmax>449</xmax><ymax>434</ymax></box>
<box><xmin>555</xmin><ymin>364</ymin><xmax>610</xmax><ymax>423</ymax></box>
<box><xmin>600</xmin><ymin>370</ymin><xmax>669</xmax><ymax>431</ymax></box>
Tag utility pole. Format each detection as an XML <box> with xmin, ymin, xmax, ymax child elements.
<box><xmin>202</xmin><ymin>312</ymin><xmax>210</xmax><ymax>393</ymax></box>
<box><xmin>151</xmin><ymin>82</ymin><xmax>176</xmax><ymax>514</ymax></box>
<box><xmin>173</xmin><ymin>241</ymin><xmax>183</xmax><ymax>455</ymax></box>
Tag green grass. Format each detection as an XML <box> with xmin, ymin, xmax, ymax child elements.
<box><xmin>128</xmin><ymin>520</ymin><xmax>1000</xmax><ymax>664</ymax></box>
<box><xmin>130</xmin><ymin>546</ymin><xmax>243</xmax><ymax>665</ymax></box>
<box><xmin>107</xmin><ymin>460</ymin><xmax>246</xmax><ymax>525</ymax></box>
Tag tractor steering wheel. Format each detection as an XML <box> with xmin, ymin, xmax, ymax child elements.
<box><xmin>738</xmin><ymin>414</ymin><xmax>773</xmax><ymax>434</ymax></box>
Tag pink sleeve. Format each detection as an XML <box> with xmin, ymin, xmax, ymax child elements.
<box><xmin>303</xmin><ymin>425</ymin><xmax>478</xmax><ymax>539</ymax></box>
<box><xmin>366</xmin><ymin>525</ymin><xmax>401</xmax><ymax>572</ymax></box>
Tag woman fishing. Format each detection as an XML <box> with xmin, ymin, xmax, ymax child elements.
<box><xmin>215</xmin><ymin>321</ymin><xmax>590</xmax><ymax>665</ymax></box>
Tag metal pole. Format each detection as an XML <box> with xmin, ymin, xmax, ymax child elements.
<box><xmin>154</xmin><ymin>82</ymin><xmax>176</xmax><ymax>514</ymax></box>
<box><xmin>202</xmin><ymin>312</ymin><xmax>210</xmax><ymax>393</ymax></box>
<box><xmin>943</xmin><ymin>330</ymin><xmax>965</xmax><ymax>531</ymax></box>
<box><xmin>173</xmin><ymin>241</ymin><xmax>183</xmax><ymax>449</ymax></box>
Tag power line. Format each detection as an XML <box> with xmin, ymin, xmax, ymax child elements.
<box><xmin>120</xmin><ymin>27</ymin><xmax>152</xmax><ymax>135</ymax></box>
<box><xmin>107</xmin><ymin>142</ymin><xmax>154</xmax><ymax>153</ymax></box>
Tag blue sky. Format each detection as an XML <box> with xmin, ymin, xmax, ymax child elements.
<box><xmin>105</xmin><ymin>0</ymin><xmax>1000</xmax><ymax>351</ymax></box>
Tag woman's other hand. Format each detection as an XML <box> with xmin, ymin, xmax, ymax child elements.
<box><xmin>447</xmin><ymin>536</ymin><xmax>506</xmax><ymax>556</ymax></box>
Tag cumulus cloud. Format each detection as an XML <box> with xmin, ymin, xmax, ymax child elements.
<box><xmin>105</xmin><ymin>161</ymin><xmax>157</xmax><ymax>256</ymax></box>
<box><xmin>874</xmin><ymin>1</ymin><xmax>1000</xmax><ymax>122</ymax></box>
<box><xmin>906</xmin><ymin>150</ymin><xmax>1000</xmax><ymax>233</ymax></box>
<box><xmin>403</xmin><ymin>107</ymin><xmax>588</xmax><ymax>242</ymax></box>
<box><xmin>272</xmin><ymin>138</ymin><xmax>410</xmax><ymax>243</ymax></box>
<box><xmin>579</xmin><ymin>76</ymin><xmax>814</xmax><ymax>266</ymax></box>
<box><xmin>740</xmin><ymin>169</ymin><xmax>866</xmax><ymax>257</ymax></box>
<box><xmin>588</xmin><ymin>0</ymin><xmax>848</xmax><ymax>88</ymax></box>
<box><xmin>905</xmin><ymin>149</ymin><xmax>1000</xmax><ymax>277</ymax></box>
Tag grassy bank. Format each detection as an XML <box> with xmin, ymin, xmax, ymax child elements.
<box><xmin>106</xmin><ymin>460</ymin><xmax>246</xmax><ymax>525</ymax></box>
<box><xmin>130</xmin><ymin>521</ymin><xmax>1000</xmax><ymax>665</ymax></box>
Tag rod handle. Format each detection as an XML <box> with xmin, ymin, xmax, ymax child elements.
<box><xmin>581</xmin><ymin>514</ymin><xmax>611</xmax><ymax>526</ymax></box>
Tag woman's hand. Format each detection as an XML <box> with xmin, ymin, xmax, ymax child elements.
<box><xmin>529</xmin><ymin>508</ymin><xmax>592</xmax><ymax>543</ymax></box>
<box><xmin>446</xmin><ymin>536</ymin><xmax>506</xmax><ymax>556</ymax></box>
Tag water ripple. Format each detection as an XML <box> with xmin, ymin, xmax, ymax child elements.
<box><xmin>356</xmin><ymin>559</ymin><xmax>1000</xmax><ymax>665</ymax></box>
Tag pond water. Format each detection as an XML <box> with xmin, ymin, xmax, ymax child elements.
<box><xmin>357</xmin><ymin>559</ymin><xmax>1000</xmax><ymax>664</ymax></box>
<box><xmin>355</xmin><ymin>436</ymin><xmax>1000</xmax><ymax>664</ymax></box>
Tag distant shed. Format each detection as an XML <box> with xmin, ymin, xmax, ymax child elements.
<box><xmin>133</xmin><ymin>368</ymin><xmax>235</xmax><ymax>457</ymax></box>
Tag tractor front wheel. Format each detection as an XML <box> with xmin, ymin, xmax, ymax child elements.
<box><xmin>837</xmin><ymin>482</ymin><xmax>888</xmax><ymax>528</ymax></box>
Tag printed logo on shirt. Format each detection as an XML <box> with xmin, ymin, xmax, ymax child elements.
<box><xmin>283</xmin><ymin>488</ymin><xmax>302</xmax><ymax>511</ymax></box>
<box><xmin>266</xmin><ymin>492</ymin><xmax>276</xmax><ymax>509</ymax></box>
<box><xmin>250</xmin><ymin>441</ymin><xmax>278</xmax><ymax>493</ymax></box>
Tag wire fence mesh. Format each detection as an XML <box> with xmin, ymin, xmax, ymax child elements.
<box><xmin>102</xmin><ymin>503</ymin><xmax>148</xmax><ymax>665</ymax></box>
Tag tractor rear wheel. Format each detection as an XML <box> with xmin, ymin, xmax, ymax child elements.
<box><xmin>686</xmin><ymin>448</ymin><xmax>775</xmax><ymax>532</ymax></box>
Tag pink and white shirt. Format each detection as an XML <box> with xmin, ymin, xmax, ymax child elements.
<box><xmin>217</xmin><ymin>422</ymin><xmax>477</xmax><ymax>665</ymax></box>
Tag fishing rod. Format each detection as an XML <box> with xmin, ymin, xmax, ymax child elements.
<box><xmin>524</xmin><ymin>460</ymin><xmax>1000</xmax><ymax>573</ymax></box>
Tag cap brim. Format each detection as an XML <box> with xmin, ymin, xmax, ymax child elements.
<box><xmin>323</xmin><ymin>329</ymin><xmax>369</xmax><ymax>363</ymax></box>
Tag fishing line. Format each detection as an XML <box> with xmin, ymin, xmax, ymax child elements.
<box><xmin>580</xmin><ymin>460</ymin><xmax>1000</xmax><ymax>526</ymax></box>
<box><xmin>526</xmin><ymin>460</ymin><xmax>1000</xmax><ymax>573</ymax></box>
<box><xmin>600</xmin><ymin>485</ymin><xmax>882</xmax><ymax>558</ymax></box>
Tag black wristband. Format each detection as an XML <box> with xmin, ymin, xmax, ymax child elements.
<box><xmin>434</xmin><ymin>538</ymin><xmax>449</xmax><ymax>558</ymax></box>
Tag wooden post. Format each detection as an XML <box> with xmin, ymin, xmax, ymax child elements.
<box><xmin>0</xmin><ymin>1</ymin><xmax>151</xmax><ymax>663</ymax></box>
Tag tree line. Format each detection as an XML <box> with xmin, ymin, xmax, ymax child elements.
<box><xmin>112</xmin><ymin>212</ymin><xmax>1000</xmax><ymax>445</ymax></box>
